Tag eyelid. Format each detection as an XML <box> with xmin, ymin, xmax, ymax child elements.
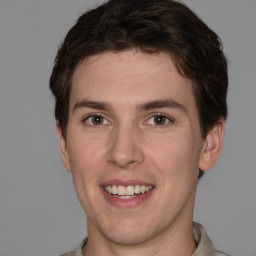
<box><xmin>82</xmin><ymin>113</ymin><xmax>112</xmax><ymax>126</ymax></box>
<box><xmin>144</xmin><ymin>113</ymin><xmax>174</xmax><ymax>126</ymax></box>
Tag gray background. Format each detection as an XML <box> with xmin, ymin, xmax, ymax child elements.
<box><xmin>0</xmin><ymin>0</ymin><xmax>255</xmax><ymax>255</ymax></box>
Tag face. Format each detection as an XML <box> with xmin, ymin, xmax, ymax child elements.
<box><xmin>58</xmin><ymin>50</ymin><xmax>223</xmax><ymax>246</ymax></box>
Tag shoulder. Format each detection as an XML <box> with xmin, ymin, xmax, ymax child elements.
<box><xmin>193</xmin><ymin>222</ymin><xmax>231</xmax><ymax>256</ymax></box>
<box><xmin>59</xmin><ymin>250</ymin><xmax>76</xmax><ymax>256</ymax></box>
<box><xmin>59</xmin><ymin>238</ymin><xmax>86</xmax><ymax>256</ymax></box>
<box><xmin>214</xmin><ymin>251</ymin><xmax>231</xmax><ymax>256</ymax></box>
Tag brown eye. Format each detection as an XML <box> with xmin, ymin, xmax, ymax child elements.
<box><xmin>146</xmin><ymin>114</ymin><xmax>172</xmax><ymax>126</ymax></box>
<box><xmin>153</xmin><ymin>116</ymin><xmax>167</xmax><ymax>125</ymax></box>
<box><xmin>91</xmin><ymin>115</ymin><xmax>104</xmax><ymax>125</ymax></box>
<box><xmin>85</xmin><ymin>115</ymin><xmax>110</xmax><ymax>126</ymax></box>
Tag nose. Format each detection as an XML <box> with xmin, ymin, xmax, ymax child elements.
<box><xmin>106</xmin><ymin>125</ymin><xmax>144</xmax><ymax>169</ymax></box>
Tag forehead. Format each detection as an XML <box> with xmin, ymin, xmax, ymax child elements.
<box><xmin>71</xmin><ymin>50</ymin><xmax>196</xmax><ymax>111</ymax></box>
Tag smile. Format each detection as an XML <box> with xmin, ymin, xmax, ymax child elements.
<box><xmin>103</xmin><ymin>185</ymin><xmax>153</xmax><ymax>198</ymax></box>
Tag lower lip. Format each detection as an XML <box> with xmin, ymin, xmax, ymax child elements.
<box><xmin>101</xmin><ymin>187</ymin><xmax>154</xmax><ymax>208</ymax></box>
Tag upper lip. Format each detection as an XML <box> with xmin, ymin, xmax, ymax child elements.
<box><xmin>100</xmin><ymin>179</ymin><xmax>154</xmax><ymax>187</ymax></box>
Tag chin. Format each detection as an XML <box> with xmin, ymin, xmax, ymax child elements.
<box><xmin>106</xmin><ymin>229</ymin><xmax>153</xmax><ymax>246</ymax></box>
<box><xmin>95</xmin><ymin>217</ymin><xmax>160</xmax><ymax>246</ymax></box>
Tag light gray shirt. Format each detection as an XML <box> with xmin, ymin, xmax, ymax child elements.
<box><xmin>60</xmin><ymin>222</ymin><xmax>230</xmax><ymax>256</ymax></box>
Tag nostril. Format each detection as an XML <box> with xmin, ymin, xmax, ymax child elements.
<box><xmin>108</xmin><ymin>159</ymin><xmax>140</xmax><ymax>169</ymax></box>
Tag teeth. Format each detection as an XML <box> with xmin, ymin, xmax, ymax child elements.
<box><xmin>115</xmin><ymin>195</ymin><xmax>135</xmax><ymax>199</ymax></box>
<box><xmin>126</xmin><ymin>185</ymin><xmax>134</xmax><ymax>195</ymax></box>
<box><xmin>134</xmin><ymin>185</ymin><xmax>141</xmax><ymax>194</ymax></box>
<box><xmin>145</xmin><ymin>186</ymin><xmax>151</xmax><ymax>192</ymax></box>
<box><xmin>104</xmin><ymin>185</ymin><xmax>153</xmax><ymax>196</ymax></box>
<box><xmin>106</xmin><ymin>186</ymin><xmax>112</xmax><ymax>193</ymax></box>
<box><xmin>117</xmin><ymin>185</ymin><xmax>126</xmax><ymax>196</ymax></box>
<box><xmin>111</xmin><ymin>185</ymin><xmax>118</xmax><ymax>194</ymax></box>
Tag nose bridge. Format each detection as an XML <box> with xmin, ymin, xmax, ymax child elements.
<box><xmin>107</xmin><ymin>122</ymin><xmax>144</xmax><ymax>168</ymax></box>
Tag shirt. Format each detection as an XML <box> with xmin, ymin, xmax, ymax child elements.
<box><xmin>59</xmin><ymin>222</ymin><xmax>230</xmax><ymax>256</ymax></box>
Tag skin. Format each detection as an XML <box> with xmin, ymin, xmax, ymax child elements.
<box><xmin>57</xmin><ymin>50</ymin><xmax>225</xmax><ymax>256</ymax></box>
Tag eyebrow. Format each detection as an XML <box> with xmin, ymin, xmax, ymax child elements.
<box><xmin>73</xmin><ymin>99</ymin><xmax>111</xmax><ymax>112</ymax></box>
<box><xmin>138</xmin><ymin>99</ymin><xmax>187</xmax><ymax>113</ymax></box>
<box><xmin>72</xmin><ymin>99</ymin><xmax>187</xmax><ymax>114</ymax></box>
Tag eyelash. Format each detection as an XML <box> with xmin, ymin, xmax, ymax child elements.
<box><xmin>82</xmin><ymin>113</ymin><xmax>174</xmax><ymax>127</ymax></box>
<box><xmin>145</xmin><ymin>113</ymin><xmax>174</xmax><ymax>127</ymax></box>
<box><xmin>82</xmin><ymin>113</ymin><xmax>111</xmax><ymax>127</ymax></box>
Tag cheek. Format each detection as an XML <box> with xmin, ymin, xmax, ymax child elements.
<box><xmin>145</xmin><ymin>134</ymin><xmax>199</xmax><ymax>221</ymax></box>
<box><xmin>146</xmin><ymin>133</ymin><xmax>201</xmax><ymax>178</ymax></box>
<box><xmin>67</xmin><ymin>133</ymin><xmax>115</xmax><ymax>213</ymax></box>
<box><xmin>149</xmin><ymin>135</ymin><xmax>188</xmax><ymax>162</ymax></box>
<box><xmin>66</xmin><ymin>134</ymin><xmax>106</xmax><ymax>210</ymax></box>
<box><xmin>67</xmin><ymin>133</ymin><xmax>106</xmax><ymax>176</ymax></box>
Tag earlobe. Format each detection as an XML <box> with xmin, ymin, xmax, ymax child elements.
<box><xmin>199</xmin><ymin>118</ymin><xmax>225</xmax><ymax>171</ymax></box>
<box><xmin>56</xmin><ymin>124</ymin><xmax>72</xmax><ymax>172</ymax></box>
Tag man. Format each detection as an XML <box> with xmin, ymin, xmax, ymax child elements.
<box><xmin>50</xmin><ymin>0</ymin><xmax>229</xmax><ymax>255</ymax></box>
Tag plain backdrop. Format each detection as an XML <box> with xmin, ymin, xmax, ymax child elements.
<box><xmin>0</xmin><ymin>1</ymin><xmax>255</xmax><ymax>255</ymax></box>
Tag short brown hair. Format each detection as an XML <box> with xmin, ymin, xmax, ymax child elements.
<box><xmin>50</xmin><ymin>0</ymin><xmax>228</xmax><ymax>177</ymax></box>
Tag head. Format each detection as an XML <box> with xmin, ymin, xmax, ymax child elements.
<box><xmin>50</xmin><ymin>0</ymin><xmax>228</xmax><ymax>135</ymax></box>
<box><xmin>50</xmin><ymin>0</ymin><xmax>228</xmax><ymax>249</ymax></box>
<box><xmin>50</xmin><ymin>0</ymin><xmax>228</xmax><ymax>179</ymax></box>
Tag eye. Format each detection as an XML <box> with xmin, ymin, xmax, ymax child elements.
<box><xmin>84</xmin><ymin>114</ymin><xmax>110</xmax><ymax>126</ymax></box>
<box><xmin>146</xmin><ymin>114</ymin><xmax>172</xmax><ymax>126</ymax></box>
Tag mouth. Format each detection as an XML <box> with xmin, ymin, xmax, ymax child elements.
<box><xmin>101</xmin><ymin>182</ymin><xmax>155</xmax><ymax>207</ymax></box>
<box><xmin>103</xmin><ymin>185</ymin><xmax>153</xmax><ymax>199</ymax></box>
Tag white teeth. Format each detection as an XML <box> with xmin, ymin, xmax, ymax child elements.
<box><xmin>115</xmin><ymin>195</ymin><xmax>135</xmax><ymax>199</ymax></box>
<box><xmin>145</xmin><ymin>186</ymin><xmax>151</xmax><ymax>192</ymax></box>
<box><xmin>104</xmin><ymin>185</ymin><xmax>153</xmax><ymax>196</ymax></box>
<box><xmin>134</xmin><ymin>185</ymin><xmax>141</xmax><ymax>194</ymax></box>
<box><xmin>111</xmin><ymin>185</ymin><xmax>118</xmax><ymax>194</ymax></box>
<box><xmin>117</xmin><ymin>185</ymin><xmax>126</xmax><ymax>196</ymax></box>
<box><xmin>106</xmin><ymin>186</ymin><xmax>112</xmax><ymax>193</ymax></box>
<box><xmin>126</xmin><ymin>185</ymin><xmax>135</xmax><ymax>196</ymax></box>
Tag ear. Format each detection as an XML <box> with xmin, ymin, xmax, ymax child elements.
<box><xmin>56</xmin><ymin>124</ymin><xmax>71</xmax><ymax>172</ymax></box>
<box><xmin>199</xmin><ymin>118</ymin><xmax>225</xmax><ymax>171</ymax></box>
